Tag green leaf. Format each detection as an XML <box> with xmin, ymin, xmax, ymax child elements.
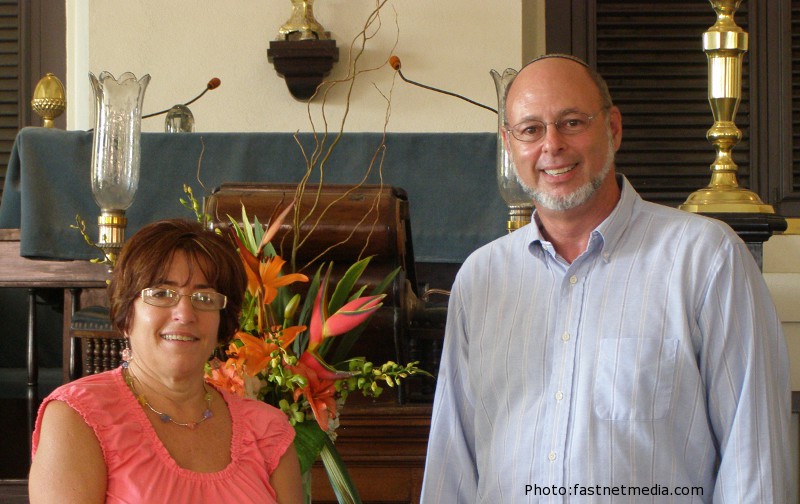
<box><xmin>347</xmin><ymin>285</ymin><xmax>368</xmax><ymax>303</ymax></box>
<box><xmin>227</xmin><ymin>215</ymin><xmax>249</xmax><ymax>251</ymax></box>
<box><xmin>251</xmin><ymin>214</ymin><xmax>265</xmax><ymax>250</ymax></box>
<box><xmin>240</xmin><ymin>206</ymin><xmax>257</xmax><ymax>253</ymax></box>
<box><xmin>370</xmin><ymin>266</ymin><xmax>401</xmax><ymax>296</ymax></box>
<box><xmin>320</xmin><ymin>434</ymin><xmax>363</xmax><ymax>504</ymax></box>
<box><xmin>262</xmin><ymin>240</ymin><xmax>277</xmax><ymax>257</ymax></box>
<box><xmin>271</xmin><ymin>281</ymin><xmax>292</xmax><ymax>326</ymax></box>
<box><xmin>293</xmin><ymin>420</ymin><xmax>327</xmax><ymax>474</ymax></box>
<box><xmin>329</xmin><ymin>257</ymin><xmax>372</xmax><ymax>314</ymax></box>
<box><xmin>298</xmin><ymin>265</ymin><xmax>324</xmax><ymax>327</ymax></box>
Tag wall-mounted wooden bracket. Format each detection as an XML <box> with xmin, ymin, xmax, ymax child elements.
<box><xmin>268</xmin><ymin>39</ymin><xmax>339</xmax><ymax>101</ymax></box>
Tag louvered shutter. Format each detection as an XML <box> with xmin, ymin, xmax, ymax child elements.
<box><xmin>793</xmin><ymin>1</ymin><xmax>800</xmax><ymax>195</ymax></box>
<box><xmin>0</xmin><ymin>0</ymin><xmax>18</xmax><ymax>202</ymax></box>
<box><xmin>596</xmin><ymin>2</ymin><xmax>750</xmax><ymax>208</ymax></box>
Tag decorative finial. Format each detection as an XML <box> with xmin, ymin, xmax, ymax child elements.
<box><xmin>31</xmin><ymin>73</ymin><xmax>66</xmax><ymax>128</ymax></box>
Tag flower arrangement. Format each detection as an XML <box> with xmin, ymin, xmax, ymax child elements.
<box><xmin>194</xmin><ymin>197</ymin><xmax>428</xmax><ymax>500</ymax></box>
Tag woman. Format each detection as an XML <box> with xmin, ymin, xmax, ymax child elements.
<box><xmin>29</xmin><ymin>219</ymin><xmax>303</xmax><ymax>503</ymax></box>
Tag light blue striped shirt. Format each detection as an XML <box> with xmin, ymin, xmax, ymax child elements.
<box><xmin>420</xmin><ymin>176</ymin><xmax>791</xmax><ymax>503</ymax></box>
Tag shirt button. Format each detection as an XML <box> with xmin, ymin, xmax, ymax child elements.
<box><xmin>548</xmin><ymin>451</ymin><xmax>557</xmax><ymax>461</ymax></box>
<box><xmin>561</xmin><ymin>332</ymin><xmax>570</xmax><ymax>342</ymax></box>
<box><xmin>569</xmin><ymin>275</ymin><xmax>578</xmax><ymax>285</ymax></box>
<box><xmin>555</xmin><ymin>391</ymin><xmax>564</xmax><ymax>401</ymax></box>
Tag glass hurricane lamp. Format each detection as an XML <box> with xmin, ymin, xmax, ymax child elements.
<box><xmin>491</xmin><ymin>68</ymin><xmax>533</xmax><ymax>232</ymax></box>
<box><xmin>89</xmin><ymin>71</ymin><xmax>150</xmax><ymax>263</ymax></box>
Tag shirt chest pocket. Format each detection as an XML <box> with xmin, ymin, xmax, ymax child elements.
<box><xmin>593</xmin><ymin>338</ymin><xmax>678</xmax><ymax>421</ymax></box>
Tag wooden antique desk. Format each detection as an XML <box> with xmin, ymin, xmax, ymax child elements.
<box><xmin>0</xmin><ymin>229</ymin><xmax>109</xmax><ymax>431</ymax></box>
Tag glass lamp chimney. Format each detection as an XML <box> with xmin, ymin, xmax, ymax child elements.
<box><xmin>89</xmin><ymin>71</ymin><xmax>150</xmax><ymax>262</ymax></box>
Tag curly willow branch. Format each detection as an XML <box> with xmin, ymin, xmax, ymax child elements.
<box><xmin>286</xmin><ymin>0</ymin><xmax>400</xmax><ymax>273</ymax></box>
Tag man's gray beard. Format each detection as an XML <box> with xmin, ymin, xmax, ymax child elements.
<box><xmin>517</xmin><ymin>135</ymin><xmax>616</xmax><ymax>212</ymax></box>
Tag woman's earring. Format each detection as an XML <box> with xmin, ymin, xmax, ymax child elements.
<box><xmin>121</xmin><ymin>339</ymin><xmax>133</xmax><ymax>368</ymax></box>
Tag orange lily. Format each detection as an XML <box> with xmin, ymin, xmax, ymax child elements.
<box><xmin>233</xmin><ymin>231</ymin><xmax>262</xmax><ymax>297</ymax></box>
<box><xmin>256</xmin><ymin>199</ymin><xmax>295</xmax><ymax>256</ymax></box>
<box><xmin>290</xmin><ymin>353</ymin><xmax>341</xmax><ymax>431</ymax></box>
<box><xmin>259</xmin><ymin>255</ymin><xmax>309</xmax><ymax>304</ymax></box>
<box><xmin>230</xmin><ymin>200</ymin><xmax>308</xmax><ymax>301</ymax></box>
<box><xmin>278</xmin><ymin>324</ymin><xmax>306</xmax><ymax>349</ymax></box>
<box><xmin>230</xmin><ymin>331</ymin><xmax>280</xmax><ymax>376</ymax></box>
<box><xmin>229</xmin><ymin>327</ymin><xmax>306</xmax><ymax>376</ymax></box>
<box><xmin>233</xmin><ymin>234</ymin><xmax>308</xmax><ymax>301</ymax></box>
<box><xmin>206</xmin><ymin>358</ymin><xmax>245</xmax><ymax>396</ymax></box>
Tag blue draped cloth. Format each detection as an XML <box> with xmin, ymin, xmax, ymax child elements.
<box><xmin>0</xmin><ymin>127</ymin><xmax>506</xmax><ymax>263</ymax></box>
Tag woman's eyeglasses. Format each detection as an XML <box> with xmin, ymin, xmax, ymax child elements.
<box><xmin>140</xmin><ymin>287</ymin><xmax>227</xmax><ymax>311</ymax></box>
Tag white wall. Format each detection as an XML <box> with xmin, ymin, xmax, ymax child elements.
<box><xmin>764</xmin><ymin>233</ymin><xmax>800</xmax><ymax>390</ymax></box>
<box><xmin>67</xmin><ymin>0</ymin><xmax>545</xmax><ymax>133</ymax></box>
<box><xmin>763</xmin><ymin>232</ymin><xmax>800</xmax><ymax>500</ymax></box>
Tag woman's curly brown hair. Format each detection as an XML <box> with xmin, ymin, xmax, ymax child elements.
<box><xmin>107</xmin><ymin>219</ymin><xmax>245</xmax><ymax>346</ymax></box>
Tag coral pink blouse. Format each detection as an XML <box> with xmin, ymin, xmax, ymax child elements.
<box><xmin>32</xmin><ymin>367</ymin><xmax>295</xmax><ymax>503</ymax></box>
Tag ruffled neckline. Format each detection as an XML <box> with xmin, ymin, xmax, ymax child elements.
<box><xmin>111</xmin><ymin>367</ymin><xmax>244</xmax><ymax>481</ymax></box>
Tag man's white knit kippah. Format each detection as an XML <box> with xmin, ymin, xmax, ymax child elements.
<box><xmin>524</xmin><ymin>53</ymin><xmax>590</xmax><ymax>69</ymax></box>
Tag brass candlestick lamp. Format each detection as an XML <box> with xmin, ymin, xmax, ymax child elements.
<box><xmin>89</xmin><ymin>71</ymin><xmax>150</xmax><ymax>264</ymax></box>
<box><xmin>679</xmin><ymin>0</ymin><xmax>774</xmax><ymax>214</ymax></box>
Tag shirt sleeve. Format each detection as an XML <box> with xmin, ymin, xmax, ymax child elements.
<box><xmin>699</xmin><ymin>240</ymin><xmax>792</xmax><ymax>503</ymax></box>
<box><xmin>420</xmin><ymin>271</ymin><xmax>479</xmax><ymax>504</ymax></box>
<box><xmin>247</xmin><ymin>400</ymin><xmax>296</xmax><ymax>474</ymax></box>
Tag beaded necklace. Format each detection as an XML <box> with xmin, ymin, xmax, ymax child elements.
<box><xmin>123</xmin><ymin>366</ymin><xmax>213</xmax><ymax>430</ymax></box>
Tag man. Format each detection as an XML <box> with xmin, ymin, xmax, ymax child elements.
<box><xmin>420</xmin><ymin>54</ymin><xmax>791</xmax><ymax>503</ymax></box>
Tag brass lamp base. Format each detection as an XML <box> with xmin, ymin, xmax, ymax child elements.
<box><xmin>678</xmin><ymin>186</ymin><xmax>774</xmax><ymax>214</ymax></box>
<box><xmin>507</xmin><ymin>205</ymin><xmax>533</xmax><ymax>233</ymax></box>
<box><xmin>98</xmin><ymin>209</ymin><xmax>127</xmax><ymax>265</ymax></box>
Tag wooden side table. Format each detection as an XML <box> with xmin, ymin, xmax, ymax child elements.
<box><xmin>0</xmin><ymin>229</ymin><xmax>109</xmax><ymax>461</ymax></box>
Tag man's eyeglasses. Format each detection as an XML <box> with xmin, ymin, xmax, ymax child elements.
<box><xmin>141</xmin><ymin>287</ymin><xmax>227</xmax><ymax>311</ymax></box>
<box><xmin>506</xmin><ymin>109</ymin><xmax>606</xmax><ymax>143</ymax></box>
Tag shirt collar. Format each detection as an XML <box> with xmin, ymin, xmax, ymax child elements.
<box><xmin>527</xmin><ymin>174</ymin><xmax>639</xmax><ymax>263</ymax></box>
